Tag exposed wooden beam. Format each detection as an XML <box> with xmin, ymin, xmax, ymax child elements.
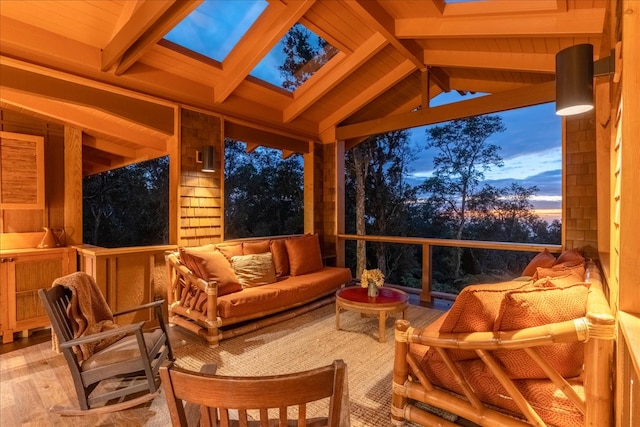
<box><xmin>282</xmin><ymin>150</ymin><xmax>295</xmax><ymax>159</ymax></box>
<box><xmin>428</xmin><ymin>66</ymin><xmax>450</xmax><ymax>92</ymax></box>
<box><xmin>225</xmin><ymin>121</ymin><xmax>310</xmax><ymax>154</ymax></box>
<box><xmin>344</xmin><ymin>0</ymin><xmax>426</xmax><ymax>71</ymax></box>
<box><xmin>1</xmin><ymin>88</ymin><xmax>168</xmax><ymax>152</ymax></box>
<box><xmin>424</xmin><ymin>50</ymin><xmax>556</xmax><ymax>73</ymax></box>
<box><xmin>83</xmin><ymin>135</ymin><xmax>137</xmax><ymax>159</ymax></box>
<box><xmin>283</xmin><ymin>32</ymin><xmax>388</xmax><ymax>123</ymax></box>
<box><xmin>114</xmin><ymin>0</ymin><xmax>202</xmax><ymax>75</ymax></box>
<box><xmin>102</xmin><ymin>0</ymin><xmax>176</xmax><ymax>71</ymax></box>
<box><xmin>396</xmin><ymin>8</ymin><xmax>606</xmax><ymax>38</ymax></box>
<box><xmin>336</xmin><ymin>81</ymin><xmax>555</xmax><ymax>140</ymax></box>
<box><xmin>443</xmin><ymin>0</ymin><xmax>561</xmax><ymax>17</ymax></box>
<box><xmin>215</xmin><ymin>1</ymin><xmax>315</xmax><ymax>104</ymax></box>
<box><xmin>318</xmin><ymin>58</ymin><xmax>415</xmax><ymax>134</ymax></box>
<box><xmin>245</xmin><ymin>143</ymin><xmax>259</xmax><ymax>153</ymax></box>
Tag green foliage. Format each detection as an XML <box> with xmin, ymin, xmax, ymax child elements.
<box><xmin>82</xmin><ymin>157</ymin><xmax>168</xmax><ymax>247</ymax></box>
<box><xmin>224</xmin><ymin>140</ymin><xmax>303</xmax><ymax>239</ymax></box>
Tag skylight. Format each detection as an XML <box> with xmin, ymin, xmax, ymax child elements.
<box><xmin>251</xmin><ymin>23</ymin><xmax>338</xmax><ymax>92</ymax></box>
<box><xmin>164</xmin><ymin>0</ymin><xmax>267</xmax><ymax>62</ymax></box>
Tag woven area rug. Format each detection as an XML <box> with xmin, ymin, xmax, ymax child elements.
<box><xmin>172</xmin><ymin>301</ymin><xmax>444</xmax><ymax>427</ymax></box>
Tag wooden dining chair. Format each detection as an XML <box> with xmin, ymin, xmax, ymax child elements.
<box><xmin>160</xmin><ymin>359</ymin><xmax>350</xmax><ymax>427</ymax></box>
<box><xmin>38</xmin><ymin>273</ymin><xmax>173</xmax><ymax>415</ymax></box>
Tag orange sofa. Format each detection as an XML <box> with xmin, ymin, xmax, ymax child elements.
<box><xmin>392</xmin><ymin>250</ymin><xmax>615</xmax><ymax>427</ymax></box>
<box><xmin>165</xmin><ymin>234</ymin><xmax>352</xmax><ymax>347</ymax></box>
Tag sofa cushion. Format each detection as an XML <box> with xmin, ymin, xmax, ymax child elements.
<box><xmin>285</xmin><ymin>234</ymin><xmax>323</xmax><ymax>276</ymax></box>
<box><xmin>231</xmin><ymin>252</ymin><xmax>277</xmax><ymax>288</ymax></box>
<box><xmin>554</xmin><ymin>248</ymin><xmax>584</xmax><ymax>266</ymax></box>
<box><xmin>243</xmin><ymin>240</ymin><xmax>270</xmax><ymax>255</ymax></box>
<box><xmin>492</xmin><ymin>283</ymin><xmax>589</xmax><ymax>379</ymax></box>
<box><xmin>533</xmin><ymin>263</ymin><xmax>585</xmax><ymax>281</ymax></box>
<box><xmin>217</xmin><ymin>267</ymin><xmax>351</xmax><ymax>319</ymax></box>
<box><xmin>533</xmin><ymin>273</ymin><xmax>584</xmax><ymax>288</ymax></box>
<box><xmin>430</xmin><ymin>280</ymin><xmax>532</xmax><ymax>361</ymax></box>
<box><xmin>521</xmin><ymin>249</ymin><xmax>556</xmax><ymax>276</ymax></box>
<box><xmin>180</xmin><ymin>246</ymin><xmax>242</xmax><ymax>297</ymax></box>
<box><xmin>215</xmin><ymin>243</ymin><xmax>243</xmax><ymax>261</ymax></box>
<box><xmin>270</xmin><ymin>239</ymin><xmax>290</xmax><ymax>277</ymax></box>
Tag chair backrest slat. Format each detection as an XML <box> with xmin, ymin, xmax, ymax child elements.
<box><xmin>160</xmin><ymin>360</ymin><xmax>349</xmax><ymax>427</ymax></box>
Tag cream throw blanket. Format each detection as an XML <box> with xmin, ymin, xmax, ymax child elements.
<box><xmin>51</xmin><ymin>272</ymin><xmax>125</xmax><ymax>363</ymax></box>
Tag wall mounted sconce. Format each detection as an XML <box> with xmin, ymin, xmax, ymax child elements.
<box><xmin>555</xmin><ymin>43</ymin><xmax>616</xmax><ymax>116</ymax></box>
<box><xmin>201</xmin><ymin>146</ymin><xmax>215</xmax><ymax>173</ymax></box>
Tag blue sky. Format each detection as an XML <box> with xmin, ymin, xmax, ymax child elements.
<box><xmin>165</xmin><ymin>0</ymin><xmax>563</xmax><ymax>216</ymax></box>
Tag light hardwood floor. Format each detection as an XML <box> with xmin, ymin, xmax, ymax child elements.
<box><xmin>0</xmin><ymin>326</ymin><xmax>199</xmax><ymax>427</ymax></box>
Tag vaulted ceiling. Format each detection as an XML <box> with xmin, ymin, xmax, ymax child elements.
<box><xmin>0</xmin><ymin>0</ymin><xmax>610</xmax><ymax>175</ymax></box>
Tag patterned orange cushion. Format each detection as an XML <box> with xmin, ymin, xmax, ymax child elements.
<box><xmin>492</xmin><ymin>283</ymin><xmax>590</xmax><ymax>379</ymax></box>
<box><xmin>180</xmin><ymin>246</ymin><xmax>242</xmax><ymax>297</ymax></box>
<box><xmin>533</xmin><ymin>274</ymin><xmax>584</xmax><ymax>288</ymax></box>
<box><xmin>521</xmin><ymin>249</ymin><xmax>556</xmax><ymax>276</ymax></box>
<box><xmin>533</xmin><ymin>263</ymin><xmax>585</xmax><ymax>281</ymax></box>
<box><xmin>430</xmin><ymin>281</ymin><xmax>531</xmax><ymax>361</ymax></box>
<box><xmin>285</xmin><ymin>234</ymin><xmax>323</xmax><ymax>276</ymax></box>
<box><xmin>554</xmin><ymin>248</ymin><xmax>584</xmax><ymax>266</ymax></box>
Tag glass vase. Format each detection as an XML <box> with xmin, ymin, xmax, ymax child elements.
<box><xmin>367</xmin><ymin>282</ymin><xmax>379</xmax><ymax>297</ymax></box>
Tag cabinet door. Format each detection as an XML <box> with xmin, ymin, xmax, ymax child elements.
<box><xmin>0</xmin><ymin>131</ymin><xmax>45</xmax><ymax>210</ymax></box>
<box><xmin>5</xmin><ymin>250</ymin><xmax>72</xmax><ymax>333</ymax></box>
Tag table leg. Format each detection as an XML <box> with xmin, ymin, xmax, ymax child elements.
<box><xmin>379</xmin><ymin>311</ymin><xmax>386</xmax><ymax>343</ymax></box>
<box><xmin>335</xmin><ymin>303</ymin><xmax>341</xmax><ymax>331</ymax></box>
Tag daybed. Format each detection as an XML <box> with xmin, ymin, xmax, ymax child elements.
<box><xmin>392</xmin><ymin>249</ymin><xmax>615</xmax><ymax>427</ymax></box>
<box><xmin>165</xmin><ymin>234</ymin><xmax>352</xmax><ymax>347</ymax></box>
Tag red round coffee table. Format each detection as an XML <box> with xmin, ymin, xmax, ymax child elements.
<box><xmin>335</xmin><ymin>286</ymin><xmax>409</xmax><ymax>343</ymax></box>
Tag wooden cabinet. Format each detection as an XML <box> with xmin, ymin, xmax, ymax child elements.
<box><xmin>0</xmin><ymin>247</ymin><xmax>76</xmax><ymax>343</ymax></box>
<box><xmin>0</xmin><ymin>131</ymin><xmax>45</xmax><ymax>210</ymax></box>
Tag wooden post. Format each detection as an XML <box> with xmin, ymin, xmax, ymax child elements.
<box><xmin>421</xmin><ymin>243</ymin><xmax>432</xmax><ymax>303</ymax></box>
<box><xmin>64</xmin><ymin>126</ymin><xmax>83</xmax><ymax>245</ymax></box>
<box><xmin>335</xmin><ymin>140</ymin><xmax>346</xmax><ymax>268</ymax></box>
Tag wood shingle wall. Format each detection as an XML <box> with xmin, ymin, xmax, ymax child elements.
<box><xmin>179</xmin><ymin>109</ymin><xmax>223</xmax><ymax>246</ymax></box>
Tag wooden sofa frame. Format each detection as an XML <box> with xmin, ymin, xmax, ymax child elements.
<box><xmin>392</xmin><ymin>261</ymin><xmax>615</xmax><ymax>427</ymax></box>
<box><xmin>165</xmin><ymin>236</ymin><xmax>346</xmax><ymax>347</ymax></box>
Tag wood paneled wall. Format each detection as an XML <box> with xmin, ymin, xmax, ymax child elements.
<box><xmin>178</xmin><ymin>108</ymin><xmax>223</xmax><ymax>246</ymax></box>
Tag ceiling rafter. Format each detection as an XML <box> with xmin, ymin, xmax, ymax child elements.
<box><xmin>215</xmin><ymin>0</ymin><xmax>315</xmax><ymax>104</ymax></box>
<box><xmin>1</xmin><ymin>88</ymin><xmax>168</xmax><ymax>152</ymax></box>
<box><xmin>101</xmin><ymin>0</ymin><xmax>176</xmax><ymax>71</ymax></box>
<box><xmin>318</xmin><ymin>58</ymin><xmax>415</xmax><ymax>134</ymax></box>
<box><xmin>396</xmin><ymin>8</ymin><xmax>606</xmax><ymax>38</ymax></box>
<box><xmin>113</xmin><ymin>0</ymin><xmax>202</xmax><ymax>75</ymax></box>
<box><xmin>337</xmin><ymin>80</ymin><xmax>555</xmax><ymax>140</ymax></box>
<box><xmin>424</xmin><ymin>49</ymin><xmax>556</xmax><ymax>73</ymax></box>
<box><xmin>442</xmin><ymin>0</ymin><xmax>561</xmax><ymax>17</ymax></box>
<box><xmin>83</xmin><ymin>135</ymin><xmax>137</xmax><ymax>159</ymax></box>
<box><xmin>283</xmin><ymin>32</ymin><xmax>388</xmax><ymax>123</ymax></box>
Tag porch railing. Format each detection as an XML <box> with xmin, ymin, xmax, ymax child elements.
<box><xmin>337</xmin><ymin>234</ymin><xmax>562</xmax><ymax>302</ymax></box>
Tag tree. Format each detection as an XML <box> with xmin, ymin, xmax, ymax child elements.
<box><xmin>224</xmin><ymin>140</ymin><xmax>303</xmax><ymax>238</ymax></box>
<box><xmin>421</xmin><ymin>115</ymin><xmax>505</xmax><ymax>276</ymax></box>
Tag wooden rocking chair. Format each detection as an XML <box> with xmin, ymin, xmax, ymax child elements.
<box><xmin>38</xmin><ymin>272</ymin><xmax>174</xmax><ymax>416</ymax></box>
<box><xmin>160</xmin><ymin>359</ymin><xmax>350</xmax><ymax>427</ymax></box>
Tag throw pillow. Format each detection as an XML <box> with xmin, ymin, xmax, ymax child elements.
<box><xmin>231</xmin><ymin>253</ymin><xmax>277</xmax><ymax>288</ymax></box>
<box><xmin>554</xmin><ymin>248</ymin><xmax>585</xmax><ymax>266</ymax></box>
<box><xmin>493</xmin><ymin>283</ymin><xmax>589</xmax><ymax>379</ymax></box>
<box><xmin>180</xmin><ymin>246</ymin><xmax>242</xmax><ymax>296</ymax></box>
<box><xmin>533</xmin><ymin>263</ymin><xmax>585</xmax><ymax>281</ymax></box>
<box><xmin>521</xmin><ymin>249</ymin><xmax>556</xmax><ymax>276</ymax></box>
<box><xmin>216</xmin><ymin>243</ymin><xmax>243</xmax><ymax>261</ymax></box>
<box><xmin>429</xmin><ymin>280</ymin><xmax>532</xmax><ymax>361</ymax></box>
<box><xmin>285</xmin><ymin>234</ymin><xmax>323</xmax><ymax>276</ymax></box>
<box><xmin>533</xmin><ymin>274</ymin><xmax>585</xmax><ymax>289</ymax></box>
<box><xmin>270</xmin><ymin>238</ymin><xmax>290</xmax><ymax>277</ymax></box>
<box><xmin>243</xmin><ymin>240</ymin><xmax>270</xmax><ymax>255</ymax></box>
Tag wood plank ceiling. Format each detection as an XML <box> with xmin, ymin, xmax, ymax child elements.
<box><xmin>0</xmin><ymin>0</ymin><xmax>608</xmax><ymax>175</ymax></box>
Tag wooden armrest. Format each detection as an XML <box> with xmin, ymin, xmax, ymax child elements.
<box><xmin>113</xmin><ymin>299</ymin><xmax>164</xmax><ymax>317</ymax></box>
<box><xmin>59</xmin><ymin>321</ymin><xmax>145</xmax><ymax>348</ymax></box>
<box><xmin>404</xmin><ymin>318</ymin><xmax>587</xmax><ymax>350</ymax></box>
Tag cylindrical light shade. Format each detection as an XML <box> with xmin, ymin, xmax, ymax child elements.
<box><xmin>202</xmin><ymin>146</ymin><xmax>215</xmax><ymax>172</ymax></box>
<box><xmin>555</xmin><ymin>44</ymin><xmax>594</xmax><ymax>116</ymax></box>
